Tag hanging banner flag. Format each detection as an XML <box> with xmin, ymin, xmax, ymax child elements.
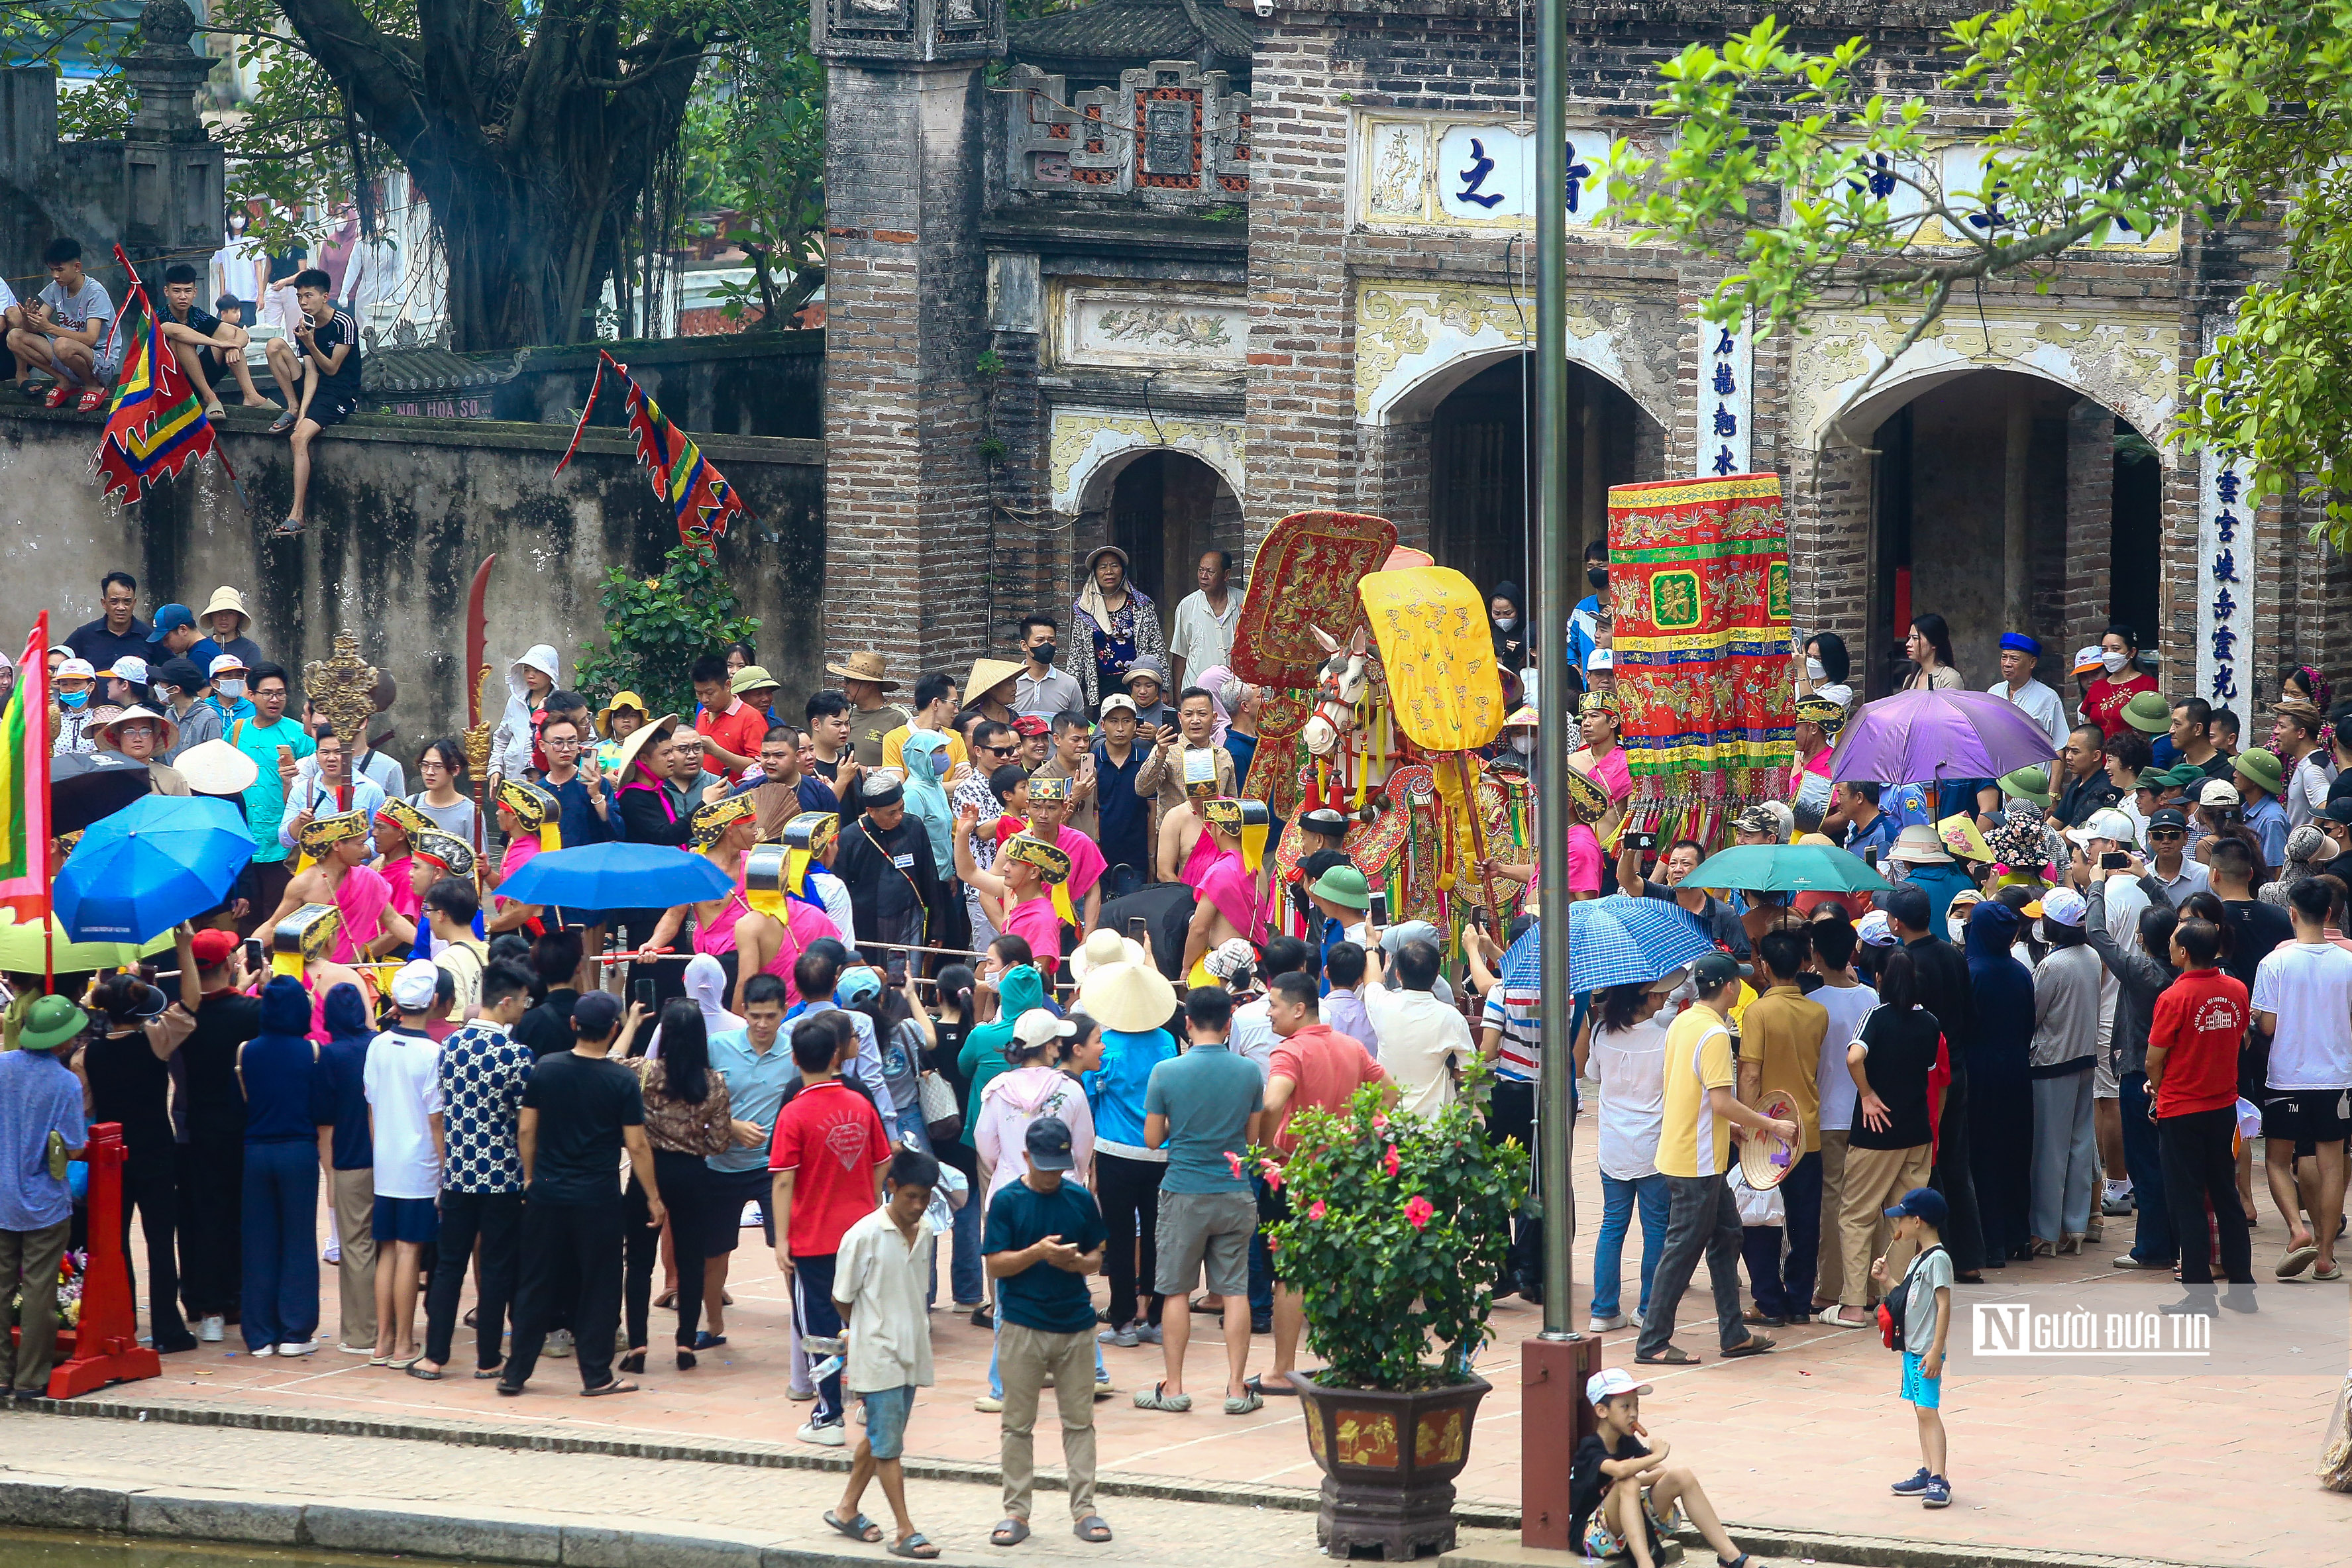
<box><xmin>93</xmin><ymin>247</ymin><xmax>234</xmax><ymax>507</ymax></box>
<box><xmin>553</xmin><ymin>351</ymin><xmax>749</xmax><ymax>554</ymax></box>
<box><xmin>0</xmin><ymin>615</ymin><xmax>52</xmax><ymax>925</ymax></box>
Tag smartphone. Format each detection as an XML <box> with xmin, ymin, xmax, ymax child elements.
<box><xmin>1861</xmin><ymin>847</ymin><xmax>1878</xmax><ymax>868</ymax></box>
<box><xmin>634</xmin><ymin>978</ymin><xmax>655</xmax><ymax>1012</ymax></box>
<box><xmin>2100</xmin><ymin>851</ymin><xmax>2129</xmax><ymax>872</ymax></box>
<box><xmin>886</xmin><ymin>953</ymin><xmax>908</xmax><ymax>984</ymax></box>
<box><xmin>242</xmin><ymin>938</ymin><xmax>264</xmax><ymax>971</ymax></box>
<box><xmin>1126</xmin><ymin>916</ymin><xmax>1148</xmax><ymax>941</ymax></box>
<box><xmin>1635</xmin><ymin>831</ymin><xmax>1659</xmax><ymax>853</ymax></box>
<box><xmin>1368</xmin><ymin>890</ymin><xmax>1390</xmax><ymax>925</ymax></box>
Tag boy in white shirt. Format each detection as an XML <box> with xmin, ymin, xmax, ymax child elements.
<box><xmin>826</xmin><ymin>1147</ymin><xmax>941</xmax><ymax>1559</ymax></box>
<box><xmin>2251</xmin><ymin>878</ymin><xmax>2352</xmax><ymax>1282</ymax></box>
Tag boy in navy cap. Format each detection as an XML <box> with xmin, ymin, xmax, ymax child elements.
<box><xmin>1875</xmin><ymin>1186</ymin><xmax>1953</xmax><ymax>1508</ymax></box>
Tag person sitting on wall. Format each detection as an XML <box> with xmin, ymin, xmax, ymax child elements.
<box><xmin>158</xmin><ymin>263</ymin><xmax>271</xmax><ymax>416</ymax></box>
<box><xmin>264</xmin><ymin>268</ymin><xmax>364</xmax><ymax>539</ymax></box>
<box><xmin>6</xmin><ymin>236</ymin><xmax>119</xmax><ymax>411</ymax></box>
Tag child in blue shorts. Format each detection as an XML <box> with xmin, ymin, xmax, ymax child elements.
<box><xmin>826</xmin><ymin>1148</ymin><xmax>942</xmax><ymax>1559</ymax></box>
<box><xmin>1874</xmin><ymin>1186</ymin><xmax>1953</xmax><ymax>1510</ymax></box>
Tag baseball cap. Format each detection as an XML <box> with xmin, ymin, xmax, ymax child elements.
<box><xmin>207</xmin><ymin>653</ymin><xmax>248</xmax><ymax>678</ymax></box>
<box><xmin>1024</xmin><ymin>1115</ymin><xmax>1077</xmax><ymax>1172</ymax></box>
<box><xmin>1856</xmin><ymin>910</ymin><xmax>1898</xmax><ymax>948</ymax></box>
<box><xmin>52</xmin><ymin>657</ymin><xmax>93</xmax><ymax>682</ymax></box>
<box><xmin>1099</xmin><ymin>694</ymin><xmax>1139</xmax><ymax>719</ymax></box>
<box><xmin>1884</xmin><ymin>1186</ymin><xmax>1949</xmax><ymax>1228</ymax></box>
<box><xmin>103</xmin><ymin>654</ymin><xmax>148</xmax><ymax>684</ymax></box>
<box><xmin>2314</xmin><ymin>800</ymin><xmax>2352</xmax><ymax>829</ymax></box>
<box><xmin>2070</xmin><ymin>645</ymin><xmax>2104</xmax><ymax>677</ymax></box>
<box><xmin>390</xmin><ymin>959</ymin><xmax>440</xmax><ymax>1010</ymax></box>
<box><xmin>2147</xmin><ymin>806</ymin><xmax>2191</xmax><ymax>833</ymax></box>
<box><xmin>189</xmin><ymin>928</ymin><xmax>240</xmax><ymax>968</ymax></box>
<box><xmin>2065</xmin><ymin>808</ymin><xmax>2140</xmax><ymax>849</ymax></box>
<box><xmin>572</xmin><ymin>990</ymin><xmax>622</xmax><ymax>1039</ymax></box>
<box><xmin>152</xmin><ymin>655</ymin><xmax>205</xmax><ymax>695</ymax></box>
<box><xmin>1011</xmin><ymin>714</ymin><xmax>1049</xmax><ymax>737</ymax></box>
<box><xmin>1012</xmin><ymin>1006</ymin><xmax>1078</xmax><ymax>1054</ymax></box>
<box><xmin>2197</xmin><ymin>778</ymin><xmax>2241</xmax><ymax>808</ymax></box>
<box><xmin>1735</xmin><ymin>804</ymin><xmax>1781</xmax><ymax>839</ymax></box>
<box><xmin>2037</xmin><ymin>885</ymin><xmax>2088</xmax><ymax>928</ymax></box>
<box><xmin>1585</xmin><ymin>1367</ymin><xmax>1652</xmax><ymax>1406</ymax></box>
<box><xmin>146</xmin><ymin>604</ymin><xmax>195</xmax><ymax>643</ymax></box>
<box><xmin>1690</xmin><ymin>951</ymin><xmax>1742</xmax><ymax>990</ymax></box>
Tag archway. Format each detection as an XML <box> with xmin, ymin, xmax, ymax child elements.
<box><xmin>1425</xmin><ymin>355</ymin><xmax>1662</xmax><ymax>603</ymax></box>
<box><xmin>1862</xmin><ymin>368</ymin><xmax>2161</xmax><ymax>696</ymax></box>
<box><xmin>1098</xmin><ymin>449</ymin><xmax>1246</xmax><ymax>609</ymax></box>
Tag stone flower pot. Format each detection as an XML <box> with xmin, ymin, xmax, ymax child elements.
<box><xmin>1287</xmin><ymin>1369</ymin><xmax>1491</xmax><ymax>1559</ymax></box>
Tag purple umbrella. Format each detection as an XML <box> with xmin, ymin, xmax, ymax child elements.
<box><xmin>1827</xmin><ymin>688</ymin><xmax>2058</xmax><ymax>784</ymax></box>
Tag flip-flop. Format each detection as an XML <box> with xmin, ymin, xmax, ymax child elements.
<box><xmin>270</xmin><ymin>517</ymin><xmax>305</xmax><ymax>538</ymax></box>
<box><xmin>1815</xmin><ymin>1307</ymin><xmax>1869</xmax><ymax>1329</ymax></box>
<box><xmin>886</xmin><ymin>1533</ymin><xmax>939</xmax><ymax>1559</ymax></box>
<box><xmin>580</xmin><ymin>1379</ymin><xmax>638</xmax><ymax>1396</ymax></box>
<box><xmin>268</xmin><ymin>411</ymin><xmax>297</xmax><ymax>433</ymax></box>
<box><xmin>473</xmin><ymin>1362</ymin><xmax>504</xmax><ymax>1379</ymax></box>
<box><xmin>387</xmin><ymin>1354</ymin><xmax>423</xmax><ymax>1370</ymax></box>
<box><xmin>1243</xmin><ymin>1373</ymin><xmax>1300</xmax><ymax>1396</ymax></box>
<box><xmin>1073</xmin><ymin>1516</ymin><xmax>1113</xmax><ymax>1543</ymax></box>
<box><xmin>366</xmin><ymin>1354</ymin><xmax>392</xmax><ymax>1367</ymax></box>
<box><xmin>2277</xmin><ymin>1243</ymin><xmax>2320</xmax><ymax>1279</ymax></box>
<box><xmin>1722</xmin><ymin>1336</ymin><xmax>1776</xmax><ymax>1358</ymax></box>
<box><xmin>824</xmin><ymin>1511</ymin><xmax>882</xmax><ymax>1544</ymax></box>
<box><xmin>1635</xmin><ymin>1345</ymin><xmax>1697</xmax><ymax>1365</ymax></box>
<box><xmin>693</xmin><ymin>1331</ymin><xmax>727</xmax><ymax>1349</ymax></box>
<box><xmin>202</xmin><ymin>401</ymin><xmax>225</xmax><ymax>419</ymax></box>
<box><xmin>990</xmin><ymin>1518</ymin><xmax>1030</xmax><ymax>1547</ymax></box>
<box><xmin>75</xmin><ymin>388</ymin><xmax>104</xmax><ymax>412</ymax></box>
<box><xmin>405</xmin><ymin>1363</ymin><xmax>443</xmax><ymax>1381</ymax></box>
<box><xmin>42</xmin><ymin>384</ymin><xmax>69</xmax><ymax>409</ymax></box>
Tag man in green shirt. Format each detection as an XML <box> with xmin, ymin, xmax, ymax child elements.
<box><xmin>231</xmin><ymin>660</ymin><xmax>315</xmax><ymax>934</ymax></box>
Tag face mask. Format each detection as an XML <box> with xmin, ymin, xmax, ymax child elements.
<box><xmin>1587</xmin><ymin>568</ymin><xmax>1609</xmax><ymax>592</ymax></box>
<box><xmin>1947</xmin><ymin>915</ymin><xmax>1968</xmax><ymax>944</ymax></box>
<box><xmin>1031</xmin><ymin>643</ymin><xmax>1056</xmax><ymax>666</ymax></box>
<box><xmin>217</xmin><ymin>678</ymin><xmax>245</xmax><ymax>699</ymax></box>
<box><xmin>1805</xmin><ymin>657</ymin><xmax>1826</xmax><ymax>683</ymax></box>
<box><xmin>2100</xmin><ymin>650</ymin><xmax>2131</xmax><ymax>676</ymax></box>
<box><xmin>56</xmin><ymin>688</ymin><xmax>87</xmax><ymax>711</ymax></box>
<box><xmin>1509</xmin><ymin>735</ymin><xmax>1534</xmax><ymax>755</ymax></box>
<box><xmin>1494</xmin><ymin>615</ymin><xmax>1517</xmax><ymax>632</ymax></box>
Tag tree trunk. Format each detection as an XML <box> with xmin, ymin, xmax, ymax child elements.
<box><xmin>274</xmin><ymin>0</ymin><xmax>700</xmax><ymax>350</ymax></box>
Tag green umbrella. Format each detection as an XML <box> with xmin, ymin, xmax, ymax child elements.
<box><xmin>1679</xmin><ymin>843</ymin><xmax>1892</xmax><ymax>894</ymax></box>
<box><xmin>0</xmin><ymin>915</ymin><xmax>175</xmax><ymax>975</ymax></box>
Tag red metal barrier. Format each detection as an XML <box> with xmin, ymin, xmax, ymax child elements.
<box><xmin>46</xmin><ymin>1122</ymin><xmax>159</xmax><ymax>1397</ymax></box>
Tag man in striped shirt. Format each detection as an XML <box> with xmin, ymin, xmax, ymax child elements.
<box><xmin>1633</xmin><ymin>954</ymin><xmax>1797</xmax><ymax>1367</ymax></box>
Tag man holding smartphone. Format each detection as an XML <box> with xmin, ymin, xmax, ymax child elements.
<box><xmin>229</xmin><ymin>662</ymin><xmax>315</xmax><ymax>936</ymax></box>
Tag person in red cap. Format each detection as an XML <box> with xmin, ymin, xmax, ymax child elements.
<box><xmin>1011</xmin><ymin>714</ymin><xmax>1051</xmax><ymax>770</ymax></box>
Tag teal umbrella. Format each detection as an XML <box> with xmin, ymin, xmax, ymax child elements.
<box><xmin>1679</xmin><ymin>843</ymin><xmax>1890</xmax><ymax>894</ymax></box>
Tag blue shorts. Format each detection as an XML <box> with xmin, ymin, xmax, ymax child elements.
<box><xmin>859</xmin><ymin>1385</ymin><xmax>917</xmax><ymax>1460</ymax></box>
<box><xmin>373</xmin><ymin>1194</ymin><xmax>441</xmax><ymax>1246</ymax></box>
<box><xmin>1900</xmin><ymin>1350</ymin><xmax>1941</xmax><ymax>1410</ymax></box>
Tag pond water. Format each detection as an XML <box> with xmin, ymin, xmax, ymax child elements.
<box><xmin>0</xmin><ymin>1532</ymin><xmax>423</xmax><ymax>1568</ymax></box>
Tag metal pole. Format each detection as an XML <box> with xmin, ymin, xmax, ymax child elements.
<box><xmin>1532</xmin><ymin>0</ymin><xmax>1577</xmax><ymax>1342</ymax></box>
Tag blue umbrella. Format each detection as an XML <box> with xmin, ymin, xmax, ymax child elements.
<box><xmin>1500</xmin><ymin>894</ymin><xmax>1721</xmax><ymax>996</ymax></box>
<box><xmin>53</xmin><ymin>795</ymin><xmax>255</xmax><ymax>944</ymax></box>
<box><xmin>495</xmin><ymin>841</ymin><xmax>734</xmax><ymax>910</ymax></box>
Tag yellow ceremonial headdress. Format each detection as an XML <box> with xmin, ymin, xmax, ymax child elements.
<box><xmin>296</xmin><ymin>809</ymin><xmax>369</xmax><ymax>861</ymax></box>
<box><xmin>272</xmin><ymin>902</ymin><xmax>342</xmax><ymax>977</ymax></box>
<box><xmin>411</xmin><ymin>828</ymin><xmax>476</xmax><ymax>882</ymax></box>
<box><xmin>779</xmin><ymin>811</ymin><xmax>840</xmax><ymax>900</ymax></box>
<box><xmin>1002</xmin><ymin>833</ymin><xmax>1076</xmax><ymax>927</ymax></box>
<box><xmin>1026</xmin><ymin>774</ymin><xmax>1073</xmax><ymax>805</ymax></box>
<box><xmin>1203</xmin><ymin>797</ymin><xmax>1271</xmax><ymax>872</ymax></box>
<box><xmin>1795</xmin><ymin>692</ymin><xmax>1847</xmax><ymax>737</ymax></box>
<box><xmin>1576</xmin><ymin>690</ymin><xmax>1620</xmax><ymax>721</ymax></box>
<box><xmin>690</xmin><ymin>792</ymin><xmax>757</xmax><ymax>849</ymax></box>
<box><xmin>374</xmin><ymin>796</ymin><xmax>431</xmax><ymax>845</ymax></box>
<box><xmin>496</xmin><ymin>778</ymin><xmax>562</xmax><ymax>853</ymax></box>
<box><xmin>745</xmin><ymin>841</ymin><xmax>790</xmax><ymax>919</ymax></box>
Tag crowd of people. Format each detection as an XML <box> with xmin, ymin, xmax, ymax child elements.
<box><xmin>1</xmin><ymin>543</ymin><xmax>2349</xmax><ymax>1549</ymax></box>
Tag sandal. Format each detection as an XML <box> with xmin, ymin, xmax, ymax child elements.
<box><xmin>201</xmin><ymin>400</ymin><xmax>225</xmax><ymax>419</ymax></box>
<box><xmin>74</xmin><ymin>388</ymin><xmax>103</xmax><ymax>413</ymax></box>
<box><xmin>618</xmin><ymin>1349</ymin><xmax>646</xmax><ymax>1375</ymax></box>
<box><xmin>1224</xmin><ymin>1389</ymin><xmax>1264</xmax><ymax>1415</ymax></box>
<box><xmin>2277</xmin><ymin>1242</ymin><xmax>2319</xmax><ymax>1279</ymax></box>
<box><xmin>990</xmin><ymin>1518</ymin><xmax>1030</xmax><ymax>1547</ymax></box>
<box><xmin>1132</xmin><ymin>1381</ymin><xmax>1192</xmax><ymax>1412</ymax></box>
<box><xmin>824</xmin><ymin>1512</ymin><xmax>882</xmax><ymax>1544</ymax></box>
<box><xmin>42</xmin><ymin>384</ymin><xmax>70</xmax><ymax>409</ymax></box>
<box><xmin>1073</xmin><ymin>1516</ymin><xmax>1112</xmax><ymax>1543</ymax></box>
<box><xmin>386</xmin><ymin>1353</ymin><xmax>423</xmax><ymax>1371</ymax></box>
<box><xmin>268</xmin><ymin>409</ymin><xmax>296</xmax><ymax>433</ymax></box>
<box><xmin>270</xmin><ymin>517</ymin><xmax>304</xmax><ymax>538</ymax></box>
<box><xmin>580</xmin><ymin>1379</ymin><xmax>637</xmax><ymax>1396</ymax></box>
<box><xmin>1721</xmin><ymin>1335</ymin><xmax>1776</xmax><ymax>1358</ymax></box>
<box><xmin>1635</xmin><ymin>1345</ymin><xmax>1697</xmax><ymax>1365</ymax></box>
<box><xmin>1244</xmin><ymin>1372</ymin><xmax>1301</xmax><ymax>1396</ymax></box>
<box><xmin>655</xmin><ymin>1290</ymin><xmax>677</xmax><ymax>1309</ymax></box>
<box><xmin>405</xmin><ymin>1363</ymin><xmax>443</xmax><ymax>1381</ymax></box>
<box><xmin>2314</xmin><ymin>1263</ymin><xmax>2345</xmax><ymax>1282</ymax></box>
<box><xmin>1815</xmin><ymin>1306</ymin><xmax>1869</xmax><ymax>1328</ymax></box>
<box><xmin>887</xmin><ymin>1533</ymin><xmax>939</xmax><ymax>1559</ymax></box>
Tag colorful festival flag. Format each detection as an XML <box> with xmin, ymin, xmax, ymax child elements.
<box><xmin>0</xmin><ymin>616</ymin><xmax>52</xmax><ymax>925</ymax></box>
<box><xmin>93</xmin><ymin>248</ymin><xmax>232</xmax><ymax>507</ymax></box>
<box><xmin>553</xmin><ymin>350</ymin><xmax>749</xmax><ymax>554</ymax></box>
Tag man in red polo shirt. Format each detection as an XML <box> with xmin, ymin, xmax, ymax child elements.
<box><xmin>693</xmin><ymin>654</ymin><xmax>766</xmax><ymax>782</ymax></box>
<box><xmin>772</xmin><ymin>1011</ymin><xmax>893</xmax><ymax>1447</ymax></box>
<box><xmin>1259</xmin><ymin>970</ymin><xmax>1389</xmax><ymax>1391</ymax></box>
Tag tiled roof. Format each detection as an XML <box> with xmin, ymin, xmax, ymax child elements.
<box><xmin>361</xmin><ymin>347</ymin><xmax>530</xmax><ymax>395</ymax></box>
<box><xmin>1010</xmin><ymin>0</ymin><xmax>1253</xmax><ymax>70</ymax></box>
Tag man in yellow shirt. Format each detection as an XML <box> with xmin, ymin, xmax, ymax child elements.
<box><xmin>1735</xmin><ymin>925</ymin><xmax>1829</xmax><ymax>1326</ymax></box>
<box><xmin>1637</xmin><ymin>953</ymin><xmax>1799</xmax><ymax>1367</ymax></box>
<box><xmin>880</xmin><ymin>672</ymin><xmax>968</xmax><ymax>774</ymax></box>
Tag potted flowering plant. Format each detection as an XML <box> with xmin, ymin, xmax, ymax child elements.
<box><xmin>1253</xmin><ymin>1072</ymin><xmax>1527</xmax><ymax>1558</ymax></box>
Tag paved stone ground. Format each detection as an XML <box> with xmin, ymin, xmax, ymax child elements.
<box><xmin>84</xmin><ymin>1102</ymin><xmax>2352</xmax><ymax>1568</ymax></box>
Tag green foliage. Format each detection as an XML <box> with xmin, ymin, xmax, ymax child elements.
<box><xmin>702</xmin><ymin>0</ymin><xmax>827</xmax><ymax>331</ymax></box>
<box><xmin>976</xmin><ymin>349</ymin><xmax>1005</xmax><ymax>376</ymax></box>
<box><xmin>1259</xmin><ymin>1076</ymin><xmax>1526</xmax><ymax>1390</ymax></box>
<box><xmin>1607</xmin><ymin>2</ymin><xmax>2352</xmax><ymax>543</ymax></box>
<box><xmin>977</xmin><ymin>434</ymin><xmax>1008</xmax><ymax>464</ymax></box>
<box><xmin>572</xmin><ymin>542</ymin><xmax>759</xmax><ymax>719</ymax></box>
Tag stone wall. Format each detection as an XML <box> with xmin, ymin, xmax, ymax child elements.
<box><xmin>1</xmin><ymin>405</ymin><xmax>825</xmax><ymax>755</ymax></box>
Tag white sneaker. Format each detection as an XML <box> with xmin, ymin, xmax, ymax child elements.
<box><xmin>798</xmin><ymin>1420</ymin><xmax>847</xmax><ymax>1447</ymax></box>
<box><xmin>1587</xmin><ymin>1314</ymin><xmax>1629</xmax><ymax>1332</ymax></box>
<box><xmin>248</xmin><ymin>1344</ymin><xmax>274</xmax><ymax>1357</ymax></box>
<box><xmin>276</xmin><ymin>1340</ymin><xmax>319</xmax><ymax>1357</ymax></box>
<box><xmin>323</xmin><ymin>1240</ymin><xmax>341</xmax><ymax>1265</ymax></box>
<box><xmin>741</xmin><ymin>1201</ymin><xmax>763</xmax><ymax>1228</ymax></box>
<box><xmin>198</xmin><ymin>1316</ymin><xmax>224</xmax><ymax>1343</ymax></box>
<box><xmin>547</xmin><ymin>1329</ymin><xmax>575</xmax><ymax>1359</ymax></box>
<box><xmin>975</xmin><ymin>1394</ymin><xmax>1003</xmax><ymax>1412</ymax></box>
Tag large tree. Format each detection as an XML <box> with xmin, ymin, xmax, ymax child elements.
<box><xmin>1608</xmin><ymin>0</ymin><xmax>2352</xmax><ymax>541</ymax></box>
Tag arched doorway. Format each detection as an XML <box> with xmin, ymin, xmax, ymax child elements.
<box><xmin>1102</xmin><ymin>450</ymin><xmax>1246</xmax><ymax>607</ymax></box>
<box><xmin>1863</xmin><ymin>368</ymin><xmax>2161</xmax><ymax>696</ymax></box>
<box><xmin>1426</xmin><ymin>356</ymin><xmax>1661</xmax><ymax>602</ymax></box>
